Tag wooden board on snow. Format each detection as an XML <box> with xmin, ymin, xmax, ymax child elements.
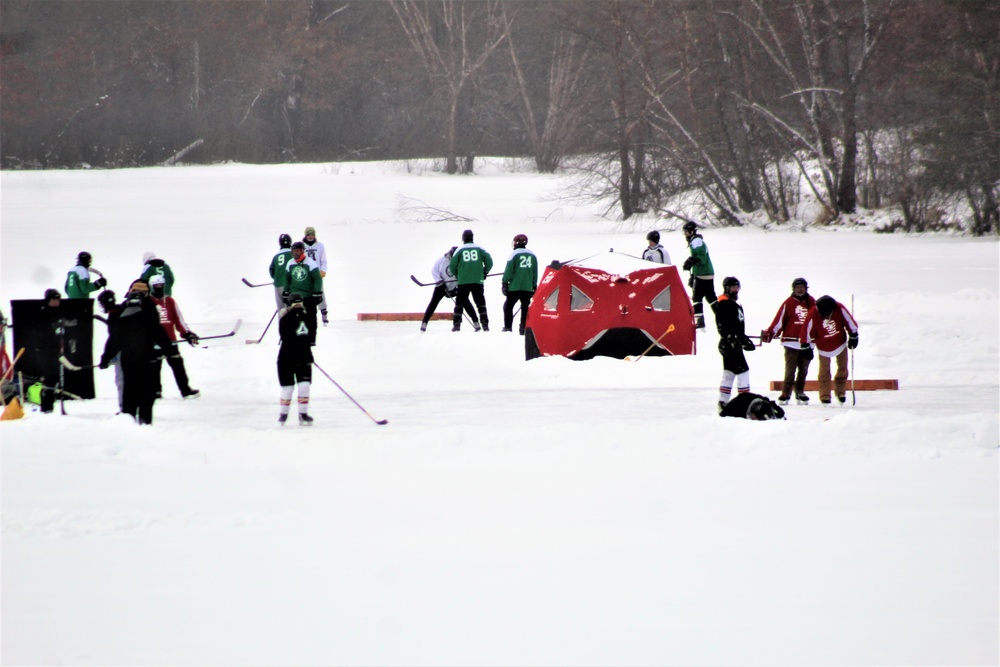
<box><xmin>357</xmin><ymin>313</ymin><xmax>450</xmax><ymax>321</ymax></box>
<box><xmin>769</xmin><ymin>379</ymin><xmax>899</xmax><ymax>391</ymax></box>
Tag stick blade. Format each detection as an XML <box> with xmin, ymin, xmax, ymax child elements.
<box><xmin>375</xmin><ymin>419</ymin><xmax>389</xmax><ymax>425</ymax></box>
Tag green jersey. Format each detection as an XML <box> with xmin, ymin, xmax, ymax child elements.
<box><xmin>65</xmin><ymin>265</ymin><xmax>100</xmax><ymax>298</ymax></box>
<box><xmin>269</xmin><ymin>249</ymin><xmax>292</xmax><ymax>287</ymax></box>
<box><xmin>140</xmin><ymin>261</ymin><xmax>175</xmax><ymax>295</ymax></box>
<box><xmin>449</xmin><ymin>243</ymin><xmax>493</xmax><ymax>285</ymax></box>
<box><xmin>502</xmin><ymin>248</ymin><xmax>538</xmax><ymax>292</ymax></box>
<box><xmin>282</xmin><ymin>256</ymin><xmax>323</xmax><ymax>298</ymax></box>
<box><xmin>687</xmin><ymin>234</ymin><xmax>714</xmax><ymax>277</ymax></box>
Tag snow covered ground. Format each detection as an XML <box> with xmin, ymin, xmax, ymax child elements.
<box><xmin>1</xmin><ymin>160</ymin><xmax>997</xmax><ymax>666</ymax></box>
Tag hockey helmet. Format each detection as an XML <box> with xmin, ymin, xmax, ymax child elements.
<box><xmin>462</xmin><ymin>229</ymin><xmax>474</xmax><ymax>243</ymax></box>
<box><xmin>97</xmin><ymin>290</ymin><xmax>116</xmax><ymax>307</ymax></box>
<box><xmin>722</xmin><ymin>276</ymin><xmax>740</xmax><ymax>289</ymax></box>
<box><xmin>288</xmin><ymin>292</ymin><xmax>304</xmax><ymax>304</ymax></box>
<box><xmin>291</xmin><ymin>241</ymin><xmax>306</xmax><ymax>253</ymax></box>
<box><xmin>646</xmin><ymin>230</ymin><xmax>660</xmax><ymax>243</ymax></box>
<box><xmin>77</xmin><ymin>251</ymin><xmax>92</xmax><ymax>267</ymax></box>
<box><xmin>148</xmin><ymin>274</ymin><xmax>166</xmax><ymax>287</ymax></box>
<box><xmin>513</xmin><ymin>233</ymin><xmax>528</xmax><ymax>249</ymax></box>
<box><xmin>682</xmin><ymin>222</ymin><xmax>698</xmax><ymax>234</ymax></box>
<box><xmin>816</xmin><ymin>295</ymin><xmax>836</xmax><ymax>318</ymax></box>
<box><xmin>279</xmin><ymin>233</ymin><xmax>292</xmax><ymax>249</ymax></box>
<box><xmin>791</xmin><ymin>277</ymin><xmax>809</xmax><ymax>292</ymax></box>
<box><xmin>44</xmin><ymin>288</ymin><xmax>62</xmax><ymax>301</ymax></box>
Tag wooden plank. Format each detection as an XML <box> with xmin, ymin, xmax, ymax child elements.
<box><xmin>769</xmin><ymin>379</ymin><xmax>898</xmax><ymax>391</ymax></box>
<box><xmin>357</xmin><ymin>313</ymin><xmax>451</xmax><ymax>321</ymax></box>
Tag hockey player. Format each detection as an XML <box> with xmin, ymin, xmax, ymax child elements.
<box><xmin>65</xmin><ymin>251</ymin><xmax>107</xmax><ymax>298</ymax></box>
<box><xmin>148</xmin><ymin>274</ymin><xmax>200</xmax><ymax>399</ymax></box>
<box><xmin>97</xmin><ymin>289</ymin><xmax>124</xmax><ymax>410</ymax></box>
<box><xmin>269</xmin><ymin>233</ymin><xmax>293</xmax><ymax>310</ymax></box>
<box><xmin>99</xmin><ymin>281</ymin><xmax>173</xmax><ymax>425</ymax></box>
<box><xmin>281</xmin><ymin>241</ymin><xmax>323</xmax><ymax>345</ymax></box>
<box><xmin>712</xmin><ymin>276</ymin><xmax>756</xmax><ymax>414</ymax></box>
<box><xmin>449</xmin><ymin>229</ymin><xmax>493</xmax><ymax>332</ymax></box>
<box><xmin>761</xmin><ymin>277</ymin><xmax>817</xmax><ymax>405</ymax></box>
<box><xmin>139</xmin><ymin>252</ymin><xmax>175</xmax><ymax>296</ymax></box>
<box><xmin>33</xmin><ymin>288</ymin><xmax>65</xmax><ymax>413</ymax></box>
<box><xmin>277</xmin><ymin>292</ymin><xmax>314</xmax><ymax>425</ymax></box>
<box><xmin>681</xmin><ymin>222</ymin><xmax>715</xmax><ymax>330</ymax></box>
<box><xmin>800</xmin><ymin>295</ymin><xmax>859</xmax><ymax>405</ymax></box>
<box><xmin>302</xmin><ymin>226</ymin><xmax>330</xmax><ymax>324</ymax></box>
<box><xmin>642</xmin><ymin>230</ymin><xmax>671</xmax><ymax>264</ymax></box>
<box><xmin>501</xmin><ymin>233</ymin><xmax>538</xmax><ymax>334</ymax></box>
<box><xmin>719</xmin><ymin>392</ymin><xmax>786</xmax><ymax>420</ymax></box>
<box><xmin>421</xmin><ymin>247</ymin><xmax>478</xmax><ymax>332</ymax></box>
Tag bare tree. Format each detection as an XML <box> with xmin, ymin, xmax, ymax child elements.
<box><xmin>390</xmin><ymin>0</ymin><xmax>510</xmax><ymax>174</ymax></box>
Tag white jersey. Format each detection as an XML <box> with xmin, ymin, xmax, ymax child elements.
<box><xmin>431</xmin><ymin>254</ymin><xmax>458</xmax><ymax>289</ymax></box>
<box><xmin>302</xmin><ymin>239</ymin><xmax>328</xmax><ymax>273</ymax></box>
<box><xmin>642</xmin><ymin>244</ymin><xmax>672</xmax><ymax>265</ymax></box>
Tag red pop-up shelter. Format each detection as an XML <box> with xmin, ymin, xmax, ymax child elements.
<box><xmin>524</xmin><ymin>252</ymin><xmax>696</xmax><ymax>360</ymax></box>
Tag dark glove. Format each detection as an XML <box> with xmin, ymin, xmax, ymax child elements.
<box><xmin>99</xmin><ymin>358</ymin><xmax>110</xmax><ymax>370</ymax></box>
<box><xmin>724</xmin><ymin>335</ymin><xmax>741</xmax><ymax>351</ymax></box>
<box><xmin>184</xmin><ymin>331</ymin><xmax>199</xmax><ymax>347</ymax></box>
<box><xmin>93</xmin><ymin>276</ymin><xmax>107</xmax><ymax>289</ymax></box>
<box><xmin>759</xmin><ymin>329</ymin><xmax>773</xmax><ymax>344</ymax></box>
<box><xmin>311</xmin><ymin>293</ymin><xmax>324</xmax><ymax>306</ymax></box>
<box><xmin>501</xmin><ymin>282</ymin><xmax>509</xmax><ymax>296</ymax></box>
<box><xmin>801</xmin><ymin>343</ymin><xmax>814</xmax><ymax>361</ymax></box>
<box><xmin>682</xmin><ymin>256</ymin><xmax>696</xmax><ymax>271</ymax></box>
<box><xmin>688</xmin><ymin>274</ymin><xmax>695</xmax><ymax>289</ymax></box>
<box><xmin>483</xmin><ymin>268</ymin><xmax>489</xmax><ymax>280</ymax></box>
<box><xmin>281</xmin><ymin>290</ymin><xmax>290</xmax><ymax>305</ymax></box>
<box><xmin>848</xmin><ymin>332</ymin><xmax>859</xmax><ymax>350</ymax></box>
<box><xmin>741</xmin><ymin>337</ymin><xmax>756</xmax><ymax>352</ymax></box>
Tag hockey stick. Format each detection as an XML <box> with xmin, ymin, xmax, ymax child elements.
<box><xmin>58</xmin><ymin>356</ymin><xmax>96</xmax><ymax>371</ymax></box>
<box><xmin>0</xmin><ymin>348</ymin><xmax>26</xmax><ymax>408</ymax></box>
<box><xmin>246</xmin><ymin>310</ymin><xmax>278</xmax><ymax>344</ymax></box>
<box><xmin>198</xmin><ymin>319</ymin><xmax>242</xmax><ymax>341</ymax></box>
<box><xmin>313</xmin><ymin>362</ymin><xmax>388</xmax><ymax>425</ymax></box>
<box><xmin>631</xmin><ymin>324</ymin><xmax>675</xmax><ymax>362</ymax></box>
<box><xmin>410</xmin><ymin>273</ymin><xmax>502</xmax><ymax>287</ymax></box>
<box><xmin>242</xmin><ymin>278</ymin><xmax>270</xmax><ymax>288</ymax></box>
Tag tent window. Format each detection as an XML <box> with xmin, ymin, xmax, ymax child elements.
<box><xmin>543</xmin><ymin>287</ymin><xmax>560</xmax><ymax>311</ymax></box>
<box><xmin>651</xmin><ymin>286</ymin><xmax>671</xmax><ymax>311</ymax></box>
<box><xmin>570</xmin><ymin>286</ymin><xmax>594</xmax><ymax>311</ymax></box>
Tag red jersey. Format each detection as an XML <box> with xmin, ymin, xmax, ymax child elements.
<box><xmin>800</xmin><ymin>300</ymin><xmax>858</xmax><ymax>357</ymax></box>
<box><xmin>150</xmin><ymin>295</ymin><xmax>191</xmax><ymax>342</ymax></box>
<box><xmin>766</xmin><ymin>294</ymin><xmax>816</xmax><ymax>349</ymax></box>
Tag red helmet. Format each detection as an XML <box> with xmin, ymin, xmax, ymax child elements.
<box><xmin>513</xmin><ymin>233</ymin><xmax>528</xmax><ymax>249</ymax></box>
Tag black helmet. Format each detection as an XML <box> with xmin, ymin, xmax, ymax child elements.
<box><xmin>291</xmin><ymin>241</ymin><xmax>305</xmax><ymax>252</ymax></box>
<box><xmin>682</xmin><ymin>222</ymin><xmax>698</xmax><ymax>234</ymax></box>
<box><xmin>462</xmin><ymin>229</ymin><xmax>474</xmax><ymax>243</ymax></box>
<box><xmin>44</xmin><ymin>288</ymin><xmax>61</xmax><ymax>301</ymax></box>
<box><xmin>792</xmin><ymin>277</ymin><xmax>808</xmax><ymax>290</ymax></box>
<box><xmin>77</xmin><ymin>251</ymin><xmax>92</xmax><ymax>267</ymax></box>
<box><xmin>749</xmin><ymin>398</ymin><xmax>777</xmax><ymax>421</ymax></box>
<box><xmin>97</xmin><ymin>290</ymin><xmax>116</xmax><ymax>307</ymax></box>
<box><xmin>513</xmin><ymin>233</ymin><xmax>528</xmax><ymax>249</ymax></box>
<box><xmin>646</xmin><ymin>230</ymin><xmax>660</xmax><ymax>243</ymax></box>
<box><xmin>279</xmin><ymin>233</ymin><xmax>292</xmax><ymax>249</ymax></box>
<box><xmin>722</xmin><ymin>276</ymin><xmax>740</xmax><ymax>289</ymax></box>
<box><xmin>288</xmin><ymin>292</ymin><xmax>304</xmax><ymax>304</ymax></box>
<box><xmin>816</xmin><ymin>295</ymin><xmax>836</xmax><ymax>317</ymax></box>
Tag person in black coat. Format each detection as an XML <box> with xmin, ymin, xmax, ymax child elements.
<box><xmin>712</xmin><ymin>276</ymin><xmax>757</xmax><ymax>414</ymax></box>
<box><xmin>277</xmin><ymin>292</ymin><xmax>314</xmax><ymax>426</ymax></box>
<box><xmin>99</xmin><ymin>282</ymin><xmax>171</xmax><ymax>425</ymax></box>
<box><xmin>719</xmin><ymin>392</ymin><xmax>785</xmax><ymax>420</ymax></box>
<box><xmin>34</xmin><ymin>288</ymin><xmax>65</xmax><ymax>413</ymax></box>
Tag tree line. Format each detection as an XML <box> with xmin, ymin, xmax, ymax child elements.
<box><xmin>1</xmin><ymin>0</ymin><xmax>997</xmax><ymax>234</ymax></box>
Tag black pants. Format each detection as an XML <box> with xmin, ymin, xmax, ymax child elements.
<box><xmin>154</xmin><ymin>343</ymin><xmax>193</xmax><ymax>396</ymax></box>
<box><xmin>39</xmin><ymin>359</ymin><xmax>60</xmax><ymax>413</ymax></box>
<box><xmin>454</xmin><ymin>284</ymin><xmax>488</xmax><ymax>329</ymax></box>
<box><xmin>690</xmin><ymin>276</ymin><xmax>717</xmax><ymax>324</ymax></box>
<box><xmin>424</xmin><ymin>285</ymin><xmax>476</xmax><ymax>324</ymax></box>
<box><xmin>502</xmin><ymin>291</ymin><xmax>532</xmax><ymax>332</ymax></box>
<box><xmin>277</xmin><ymin>360</ymin><xmax>312</xmax><ymax>386</ymax></box>
<box><xmin>122</xmin><ymin>359</ymin><xmax>157</xmax><ymax>425</ymax></box>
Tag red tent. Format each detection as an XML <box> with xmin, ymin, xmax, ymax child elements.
<box><xmin>524</xmin><ymin>252</ymin><xmax>696</xmax><ymax>360</ymax></box>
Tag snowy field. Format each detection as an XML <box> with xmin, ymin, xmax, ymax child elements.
<box><xmin>1</xmin><ymin>160</ymin><xmax>997</xmax><ymax>666</ymax></box>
